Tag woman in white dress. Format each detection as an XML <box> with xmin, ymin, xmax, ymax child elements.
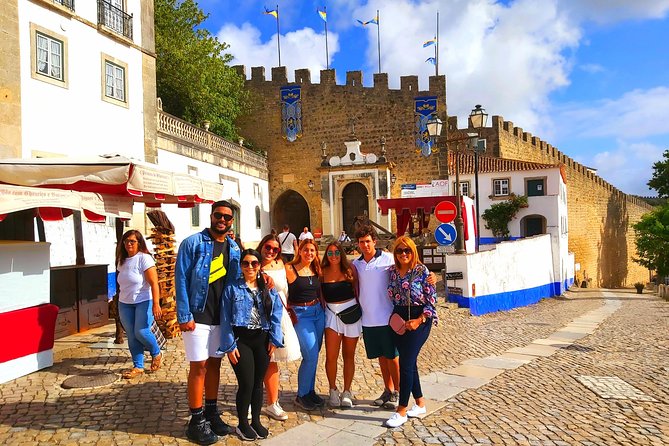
<box><xmin>257</xmin><ymin>234</ymin><xmax>301</xmax><ymax>421</ymax></box>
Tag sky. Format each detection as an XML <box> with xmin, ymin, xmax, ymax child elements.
<box><xmin>196</xmin><ymin>0</ymin><xmax>669</xmax><ymax>197</ymax></box>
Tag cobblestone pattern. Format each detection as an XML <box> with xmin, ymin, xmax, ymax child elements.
<box><xmin>375</xmin><ymin>290</ymin><xmax>669</xmax><ymax>446</ymax></box>
<box><xmin>574</xmin><ymin>375</ymin><xmax>657</xmax><ymax>402</ymax></box>
<box><xmin>2</xmin><ymin>289</ymin><xmax>664</xmax><ymax>445</ymax></box>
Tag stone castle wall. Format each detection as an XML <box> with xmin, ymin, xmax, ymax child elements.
<box><xmin>482</xmin><ymin>116</ymin><xmax>653</xmax><ymax>288</ymax></box>
<box><xmin>234</xmin><ymin>66</ymin><xmax>448</xmax><ymax>228</ymax></box>
<box><xmin>236</xmin><ymin>66</ymin><xmax>654</xmax><ymax>289</ymax></box>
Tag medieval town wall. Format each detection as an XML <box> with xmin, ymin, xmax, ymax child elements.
<box><xmin>234</xmin><ymin>65</ymin><xmax>448</xmax><ymax>229</ymax></box>
<box><xmin>485</xmin><ymin>116</ymin><xmax>653</xmax><ymax>288</ymax></box>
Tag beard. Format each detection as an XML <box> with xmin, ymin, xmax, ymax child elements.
<box><xmin>210</xmin><ymin>221</ymin><xmax>232</xmax><ymax>235</ymax></box>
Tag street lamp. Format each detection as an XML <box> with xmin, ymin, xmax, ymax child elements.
<box><xmin>469</xmin><ymin>105</ymin><xmax>489</xmax><ymax>251</ymax></box>
<box><xmin>427</xmin><ymin>108</ymin><xmax>483</xmax><ymax>254</ymax></box>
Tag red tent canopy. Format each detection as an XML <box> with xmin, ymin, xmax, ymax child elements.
<box><xmin>377</xmin><ymin>196</ymin><xmax>467</xmax><ymax>237</ymax></box>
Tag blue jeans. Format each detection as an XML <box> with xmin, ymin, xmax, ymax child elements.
<box><xmin>392</xmin><ymin>306</ymin><xmax>431</xmax><ymax>408</ymax></box>
<box><xmin>292</xmin><ymin>304</ymin><xmax>325</xmax><ymax>397</ymax></box>
<box><xmin>118</xmin><ymin>300</ymin><xmax>161</xmax><ymax>368</ymax></box>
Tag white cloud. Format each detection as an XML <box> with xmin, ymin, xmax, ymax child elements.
<box><xmin>216</xmin><ymin>23</ymin><xmax>339</xmax><ymax>82</ymax></box>
<box><xmin>558</xmin><ymin>0</ymin><xmax>669</xmax><ymax>24</ymax></box>
<box><xmin>554</xmin><ymin>87</ymin><xmax>669</xmax><ymax>139</ymax></box>
<box><xmin>580</xmin><ymin>63</ymin><xmax>605</xmax><ymax>74</ymax></box>
<box><xmin>592</xmin><ymin>141</ymin><xmax>664</xmax><ymax>196</ymax></box>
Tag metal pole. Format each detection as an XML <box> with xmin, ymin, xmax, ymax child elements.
<box><xmin>276</xmin><ymin>4</ymin><xmax>281</xmax><ymax>67</ymax></box>
<box><xmin>435</xmin><ymin>10</ymin><xmax>439</xmax><ymax>77</ymax></box>
<box><xmin>475</xmin><ymin>149</ymin><xmax>480</xmax><ymax>252</ymax></box>
<box><xmin>454</xmin><ymin>145</ymin><xmax>465</xmax><ymax>254</ymax></box>
<box><xmin>324</xmin><ymin>6</ymin><xmax>329</xmax><ymax>70</ymax></box>
<box><xmin>377</xmin><ymin>10</ymin><xmax>381</xmax><ymax>73</ymax></box>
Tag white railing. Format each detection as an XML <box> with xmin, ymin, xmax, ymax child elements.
<box><xmin>157</xmin><ymin>111</ymin><xmax>267</xmax><ymax>169</ymax></box>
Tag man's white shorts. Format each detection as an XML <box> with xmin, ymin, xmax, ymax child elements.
<box><xmin>182</xmin><ymin>323</ymin><xmax>224</xmax><ymax>362</ymax></box>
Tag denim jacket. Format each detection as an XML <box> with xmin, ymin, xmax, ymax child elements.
<box><xmin>175</xmin><ymin>228</ymin><xmax>241</xmax><ymax>324</ymax></box>
<box><xmin>218</xmin><ymin>278</ymin><xmax>284</xmax><ymax>353</ymax></box>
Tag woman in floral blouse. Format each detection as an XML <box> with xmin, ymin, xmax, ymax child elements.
<box><xmin>384</xmin><ymin>235</ymin><xmax>438</xmax><ymax>428</ymax></box>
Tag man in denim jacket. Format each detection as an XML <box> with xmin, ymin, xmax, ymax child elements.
<box><xmin>176</xmin><ymin>200</ymin><xmax>240</xmax><ymax>445</ymax></box>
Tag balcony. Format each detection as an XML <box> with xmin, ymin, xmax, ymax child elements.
<box><xmin>54</xmin><ymin>0</ymin><xmax>75</xmax><ymax>11</ymax></box>
<box><xmin>97</xmin><ymin>0</ymin><xmax>133</xmax><ymax>41</ymax></box>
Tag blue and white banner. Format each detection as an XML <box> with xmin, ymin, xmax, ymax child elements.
<box><xmin>414</xmin><ymin>96</ymin><xmax>437</xmax><ymax>157</ymax></box>
<box><xmin>280</xmin><ymin>85</ymin><xmax>302</xmax><ymax>142</ymax></box>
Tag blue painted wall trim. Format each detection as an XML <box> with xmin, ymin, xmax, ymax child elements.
<box><xmin>448</xmin><ymin>281</ymin><xmax>565</xmax><ymax>316</ymax></box>
<box><xmin>107</xmin><ymin>272</ymin><xmax>117</xmax><ymax>299</ymax></box>
<box><xmin>479</xmin><ymin>236</ymin><xmax>521</xmax><ymax>245</ymax></box>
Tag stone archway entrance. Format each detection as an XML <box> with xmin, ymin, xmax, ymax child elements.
<box><xmin>273</xmin><ymin>190</ymin><xmax>310</xmax><ymax>237</ymax></box>
<box><xmin>342</xmin><ymin>182</ymin><xmax>369</xmax><ymax>235</ymax></box>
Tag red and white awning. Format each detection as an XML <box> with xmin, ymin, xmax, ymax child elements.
<box><xmin>0</xmin><ymin>184</ymin><xmax>133</xmax><ymax>222</ymax></box>
<box><xmin>0</xmin><ymin>155</ymin><xmax>224</xmax><ymax>207</ymax></box>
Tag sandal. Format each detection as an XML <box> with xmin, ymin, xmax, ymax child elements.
<box><xmin>122</xmin><ymin>368</ymin><xmax>144</xmax><ymax>379</ymax></box>
<box><xmin>150</xmin><ymin>352</ymin><xmax>163</xmax><ymax>372</ymax></box>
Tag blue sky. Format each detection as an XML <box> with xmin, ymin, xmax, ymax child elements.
<box><xmin>197</xmin><ymin>0</ymin><xmax>669</xmax><ymax>197</ymax></box>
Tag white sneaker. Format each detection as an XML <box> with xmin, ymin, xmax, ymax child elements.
<box><xmin>406</xmin><ymin>404</ymin><xmax>426</xmax><ymax>418</ymax></box>
<box><xmin>328</xmin><ymin>388</ymin><xmax>341</xmax><ymax>407</ymax></box>
<box><xmin>340</xmin><ymin>390</ymin><xmax>353</xmax><ymax>408</ymax></box>
<box><xmin>262</xmin><ymin>402</ymin><xmax>289</xmax><ymax>421</ymax></box>
<box><xmin>385</xmin><ymin>412</ymin><xmax>408</xmax><ymax>428</ymax></box>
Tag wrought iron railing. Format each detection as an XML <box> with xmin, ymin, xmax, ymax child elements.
<box><xmin>97</xmin><ymin>0</ymin><xmax>133</xmax><ymax>40</ymax></box>
<box><xmin>157</xmin><ymin>111</ymin><xmax>268</xmax><ymax>171</ymax></box>
<box><xmin>54</xmin><ymin>0</ymin><xmax>75</xmax><ymax>11</ymax></box>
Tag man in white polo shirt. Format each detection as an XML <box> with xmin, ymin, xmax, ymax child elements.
<box><xmin>352</xmin><ymin>225</ymin><xmax>400</xmax><ymax>408</ymax></box>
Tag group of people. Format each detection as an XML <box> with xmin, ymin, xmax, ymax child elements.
<box><xmin>115</xmin><ymin>200</ymin><xmax>438</xmax><ymax>445</ymax></box>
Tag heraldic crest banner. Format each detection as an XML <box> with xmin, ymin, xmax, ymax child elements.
<box><xmin>280</xmin><ymin>85</ymin><xmax>302</xmax><ymax>142</ymax></box>
<box><xmin>414</xmin><ymin>96</ymin><xmax>437</xmax><ymax>157</ymax></box>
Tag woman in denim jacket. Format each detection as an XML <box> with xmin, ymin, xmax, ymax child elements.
<box><xmin>219</xmin><ymin>249</ymin><xmax>284</xmax><ymax>441</ymax></box>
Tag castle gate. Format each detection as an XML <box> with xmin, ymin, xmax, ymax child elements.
<box><xmin>342</xmin><ymin>182</ymin><xmax>369</xmax><ymax>235</ymax></box>
<box><xmin>273</xmin><ymin>190</ymin><xmax>310</xmax><ymax>236</ymax></box>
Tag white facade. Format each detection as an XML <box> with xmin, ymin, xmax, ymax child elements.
<box><xmin>18</xmin><ymin>1</ymin><xmax>146</xmax><ymax>159</ymax></box>
<box><xmin>156</xmin><ymin>150</ymin><xmax>271</xmax><ymax>248</ymax></box>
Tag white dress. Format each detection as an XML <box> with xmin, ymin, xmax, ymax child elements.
<box><xmin>264</xmin><ymin>267</ymin><xmax>301</xmax><ymax>362</ymax></box>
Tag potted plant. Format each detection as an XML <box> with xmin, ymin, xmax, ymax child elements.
<box><xmin>634</xmin><ymin>282</ymin><xmax>645</xmax><ymax>294</ymax></box>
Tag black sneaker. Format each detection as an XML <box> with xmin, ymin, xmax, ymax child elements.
<box><xmin>236</xmin><ymin>424</ymin><xmax>258</xmax><ymax>441</ymax></box>
<box><xmin>294</xmin><ymin>395</ymin><xmax>317</xmax><ymax>411</ymax></box>
<box><xmin>373</xmin><ymin>389</ymin><xmax>392</xmax><ymax>406</ymax></box>
<box><xmin>251</xmin><ymin>421</ymin><xmax>269</xmax><ymax>439</ymax></box>
<box><xmin>186</xmin><ymin>418</ymin><xmax>218</xmax><ymax>445</ymax></box>
<box><xmin>307</xmin><ymin>390</ymin><xmax>325</xmax><ymax>407</ymax></box>
<box><xmin>382</xmin><ymin>391</ymin><xmax>399</xmax><ymax>409</ymax></box>
<box><xmin>205</xmin><ymin>412</ymin><xmax>234</xmax><ymax>436</ymax></box>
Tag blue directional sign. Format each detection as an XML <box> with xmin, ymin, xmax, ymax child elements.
<box><xmin>435</xmin><ymin>223</ymin><xmax>457</xmax><ymax>246</ymax></box>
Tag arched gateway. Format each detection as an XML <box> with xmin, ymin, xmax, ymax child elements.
<box><xmin>342</xmin><ymin>182</ymin><xmax>369</xmax><ymax>236</ymax></box>
<box><xmin>272</xmin><ymin>190</ymin><xmax>310</xmax><ymax>237</ymax></box>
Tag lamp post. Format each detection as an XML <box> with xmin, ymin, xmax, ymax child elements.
<box><xmin>427</xmin><ymin>106</ymin><xmax>486</xmax><ymax>254</ymax></box>
<box><xmin>468</xmin><ymin>105</ymin><xmax>489</xmax><ymax>251</ymax></box>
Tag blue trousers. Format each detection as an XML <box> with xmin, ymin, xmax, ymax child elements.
<box><xmin>292</xmin><ymin>304</ymin><xmax>325</xmax><ymax>397</ymax></box>
<box><xmin>392</xmin><ymin>307</ymin><xmax>431</xmax><ymax>408</ymax></box>
<box><xmin>118</xmin><ymin>300</ymin><xmax>161</xmax><ymax>368</ymax></box>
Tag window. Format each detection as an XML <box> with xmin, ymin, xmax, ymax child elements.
<box><xmin>105</xmin><ymin>61</ymin><xmax>125</xmax><ymax>101</ymax></box>
<box><xmin>453</xmin><ymin>181</ymin><xmax>470</xmax><ymax>197</ymax></box>
<box><xmin>98</xmin><ymin>0</ymin><xmax>133</xmax><ymax>40</ymax></box>
<box><xmin>526</xmin><ymin>178</ymin><xmax>546</xmax><ymax>197</ymax></box>
<box><xmin>255</xmin><ymin>206</ymin><xmax>261</xmax><ymax>229</ymax></box>
<box><xmin>30</xmin><ymin>24</ymin><xmax>68</xmax><ymax>88</ymax></box>
<box><xmin>101</xmin><ymin>54</ymin><xmax>128</xmax><ymax>107</ymax></box>
<box><xmin>493</xmin><ymin>178</ymin><xmax>510</xmax><ymax>196</ymax></box>
<box><xmin>54</xmin><ymin>0</ymin><xmax>75</xmax><ymax>10</ymax></box>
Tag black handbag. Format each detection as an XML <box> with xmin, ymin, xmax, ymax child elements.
<box><xmin>337</xmin><ymin>303</ymin><xmax>362</xmax><ymax>324</ymax></box>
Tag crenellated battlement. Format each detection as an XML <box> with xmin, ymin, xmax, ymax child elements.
<box><xmin>491</xmin><ymin>115</ymin><xmax>653</xmax><ymax>208</ymax></box>
<box><xmin>233</xmin><ymin>65</ymin><xmax>446</xmax><ymax>95</ymax></box>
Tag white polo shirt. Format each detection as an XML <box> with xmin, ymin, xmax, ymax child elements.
<box><xmin>352</xmin><ymin>249</ymin><xmax>395</xmax><ymax>327</ymax></box>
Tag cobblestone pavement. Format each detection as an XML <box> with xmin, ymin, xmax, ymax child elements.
<box><xmin>0</xmin><ymin>288</ymin><xmax>667</xmax><ymax>445</ymax></box>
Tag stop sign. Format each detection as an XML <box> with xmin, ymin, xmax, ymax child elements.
<box><xmin>434</xmin><ymin>200</ymin><xmax>457</xmax><ymax>224</ymax></box>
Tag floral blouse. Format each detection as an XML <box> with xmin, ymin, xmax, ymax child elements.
<box><xmin>387</xmin><ymin>264</ymin><xmax>438</xmax><ymax>324</ymax></box>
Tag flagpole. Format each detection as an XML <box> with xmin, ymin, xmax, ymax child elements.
<box><xmin>324</xmin><ymin>7</ymin><xmax>329</xmax><ymax>69</ymax></box>
<box><xmin>435</xmin><ymin>10</ymin><xmax>439</xmax><ymax>77</ymax></box>
<box><xmin>276</xmin><ymin>4</ymin><xmax>282</xmax><ymax>67</ymax></box>
<box><xmin>376</xmin><ymin>9</ymin><xmax>381</xmax><ymax>73</ymax></box>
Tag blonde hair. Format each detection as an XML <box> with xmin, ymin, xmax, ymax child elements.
<box><xmin>391</xmin><ymin>235</ymin><xmax>419</xmax><ymax>270</ymax></box>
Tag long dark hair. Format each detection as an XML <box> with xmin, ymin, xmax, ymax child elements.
<box><xmin>241</xmin><ymin>248</ymin><xmax>272</xmax><ymax>321</ymax></box>
<box><xmin>115</xmin><ymin>230</ymin><xmax>150</xmax><ymax>268</ymax></box>
<box><xmin>256</xmin><ymin>233</ymin><xmax>281</xmax><ymax>258</ymax></box>
<box><xmin>321</xmin><ymin>241</ymin><xmax>353</xmax><ymax>281</ymax></box>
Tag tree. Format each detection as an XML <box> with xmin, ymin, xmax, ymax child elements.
<box><xmin>632</xmin><ymin>204</ymin><xmax>669</xmax><ymax>276</ymax></box>
<box><xmin>647</xmin><ymin>149</ymin><xmax>669</xmax><ymax>198</ymax></box>
<box><xmin>155</xmin><ymin>0</ymin><xmax>248</xmax><ymax>140</ymax></box>
<box><xmin>481</xmin><ymin>194</ymin><xmax>528</xmax><ymax>240</ymax></box>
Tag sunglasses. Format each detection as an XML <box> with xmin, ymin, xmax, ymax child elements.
<box><xmin>327</xmin><ymin>250</ymin><xmax>341</xmax><ymax>257</ymax></box>
<box><xmin>212</xmin><ymin>212</ymin><xmax>233</xmax><ymax>222</ymax></box>
<box><xmin>264</xmin><ymin>245</ymin><xmax>280</xmax><ymax>254</ymax></box>
<box><xmin>124</xmin><ymin>240</ymin><xmax>138</xmax><ymax>245</ymax></box>
<box><xmin>394</xmin><ymin>248</ymin><xmax>412</xmax><ymax>256</ymax></box>
<box><xmin>241</xmin><ymin>260</ymin><xmax>260</xmax><ymax>268</ymax></box>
